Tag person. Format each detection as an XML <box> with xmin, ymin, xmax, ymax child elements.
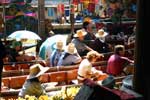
<box><xmin>82</xmin><ymin>20</ymin><xmax>96</xmax><ymax>41</ymax></box>
<box><xmin>74</xmin><ymin>59</ymin><xmax>113</xmax><ymax>100</ymax></box>
<box><xmin>127</xmin><ymin>26</ymin><xmax>136</xmax><ymax>46</ymax></box>
<box><xmin>106</xmin><ymin>45</ymin><xmax>134</xmax><ymax>76</ymax></box>
<box><xmin>93</xmin><ymin>29</ymin><xmax>112</xmax><ymax>53</ymax></box>
<box><xmin>18</xmin><ymin>64</ymin><xmax>49</xmax><ymax>98</ymax></box>
<box><xmin>77</xmin><ymin>59</ymin><xmax>107</xmax><ymax>83</ymax></box>
<box><xmin>0</xmin><ymin>40</ymin><xmax>6</xmax><ymax>91</ymax></box>
<box><xmin>50</xmin><ymin>39</ymin><xmax>64</xmax><ymax>67</ymax></box>
<box><xmin>71</xmin><ymin>29</ymin><xmax>94</xmax><ymax>56</ymax></box>
<box><xmin>8</xmin><ymin>40</ymin><xmax>23</xmax><ymax>62</ymax></box>
<box><xmin>8</xmin><ymin>40</ymin><xmax>33</xmax><ymax>62</ymax></box>
<box><xmin>57</xmin><ymin>43</ymin><xmax>82</xmax><ymax>66</ymax></box>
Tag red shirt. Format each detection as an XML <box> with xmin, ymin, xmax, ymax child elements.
<box><xmin>106</xmin><ymin>54</ymin><xmax>133</xmax><ymax>76</ymax></box>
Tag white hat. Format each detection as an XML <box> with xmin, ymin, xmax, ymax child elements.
<box><xmin>77</xmin><ymin>59</ymin><xmax>93</xmax><ymax>81</ymax></box>
<box><xmin>74</xmin><ymin>29</ymin><xmax>87</xmax><ymax>37</ymax></box>
<box><xmin>95</xmin><ymin>29</ymin><xmax>108</xmax><ymax>38</ymax></box>
<box><xmin>65</xmin><ymin>43</ymin><xmax>77</xmax><ymax>54</ymax></box>
<box><xmin>53</xmin><ymin>39</ymin><xmax>64</xmax><ymax>50</ymax></box>
<box><xmin>27</xmin><ymin>64</ymin><xmax>49</xmax><ymax>79</ymax></box>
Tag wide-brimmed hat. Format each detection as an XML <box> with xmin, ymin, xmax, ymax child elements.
<box><xmin>77</xmin><ymin>59</ymin><xmax>93</xmax><ymax>81</ymax></box>
<box><xmin>95</xmin><ymin>29</ymin><xmax>108</xmax><ymax>38</ymax></box>
<box><xmin>65</xmin><ymin>43</ymin><xmax>77</xmax><ymax>54</ymax></box>
<box><xmin>53</xmin><ymin>39</ymin><xmax>64</xmax><ymax>50</ymax></box>
<box><xmin>74</xmin><ymin>29</ymin><xmax>87</xmax><ymax>37</ymax></box>
<box><xmin>27</xmin><ymin>64</ymin><xmax>49</xmax><ymax>79</ymax></box>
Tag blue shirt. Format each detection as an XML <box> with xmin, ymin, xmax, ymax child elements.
<box><xmin>50</xmin><ymin>49</ymin><xmax>64</xmax><ymax>67</ymax></box>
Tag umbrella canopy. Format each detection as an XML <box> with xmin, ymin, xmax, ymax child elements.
<box><xmin>8</xmin><ymin>30</ymin><xmax>41</xmax><ymax>40</ymax></box>
<box><xmin>39</xmin><ymin>34</ymin><xmax>67</xmax><ymax>60</ymax></box>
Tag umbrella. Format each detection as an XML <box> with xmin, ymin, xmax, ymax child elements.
<box><xmin>39</xmin><ymin>34</ymin><xmax>67</xmax><ymax>60</ymax></box>
<box><xmin>8</xmin><ymin>30</ymin><xmax>41</xmax><ymax>40</ymax></box>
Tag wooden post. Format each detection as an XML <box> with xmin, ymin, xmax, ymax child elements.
<box><xmin>133</xmin><ymin>0</ymin><xmax>150</xmax><ymax>99</ymax></box>
<box><xmin>2</xmin><ymin>4</ymin><xmax>6</xmax><ymax>38</ymax></box>
<box><xmin>70</xmin><ymin>3</ymin><xmax>75</xmax><ymax>33</ymax></box>
<box><xmin>36</xmin><ymin>0</ymin><xmax>45</xmax><ymax>53</ymax></box>
<box><xmin>38</xmin><ymin>0</ymin><xmax>45</xmax><ymax>40</ymax></box>
<box><xmin>66</xmin><ymin>2</ymin><xmax>75</xmax><ymax>44</ymax></box>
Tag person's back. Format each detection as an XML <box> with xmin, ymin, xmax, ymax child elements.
<box><xmin>57</xmin><ymin>43</ymin><xmax>81</xmax><ymax>66</ymax></box>
<box><xmin>19</xmin><ymin>77</ymin><xmax>45</xmax><ymax>98</ymax></box>
<box><xmin>107</xmin><ymin>54</ymin><xmax>126</xmax><ymax>75</ymax></box>
<box><xmin>50</xmin><ymin>39</ymin><xmax>64</xmax><ymax>67</ymax></box>
<box><xmin>50</xmin><ymin>49</ymin><xmax>63</xmax><ymax>67</ymax></box>
<box><xmin>106</xmin><ymin>45</ymin><xmax>134</xmax><ymax>76</ymax></box>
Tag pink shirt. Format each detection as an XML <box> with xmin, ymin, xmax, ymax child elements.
<box><xmin>106</xmin><ymin>54</ymin><xmax>133</xmax><ymax>76</ymax></box>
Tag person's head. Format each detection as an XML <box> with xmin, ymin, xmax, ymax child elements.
<box><xmin>27</xmin><ymin>64</ymin><xmax>49</xmax><ymax>81</ymax></box>
<box><xmin>96</xmin><ymin>29</ymin><xmax>108</xmax><ymax>42</ymax></box>
<box><xmin>54</xmin><ymin>39</ymin><xmax>64</xmax><ymax>50</ymax></box>
<box><xmin>83</xmin><ymin>17</ymin><xmax>96</xmax><ymax>33</ymax></box>
<box><xmin>86</xmin><ymin>51</ymin><xmax>104</xmax><ymax>62</ymax></box>
<box><xmin>77</xmin><ymin>59</ymin><xmax>93</xmax><ymax>82</ymax></box>
<box><xmin>74</xmin><ymin>29</ymin><xmax>87</xmax><ymax>41</ymax></box>
<box><xmin>114</xmin><ymin>45</ymin><xmax>125</xmax><ymax>56</ymax></box>
<box><xmin>11</xmin><ymin>40</ymin><xmax>22</xmax><ymax>51</ymax></box>
<box><xmin>65</xmin><ymin>43</ymin><xmax>77</xmax><ymax>54</ymax></box>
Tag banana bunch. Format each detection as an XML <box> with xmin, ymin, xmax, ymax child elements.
<box><xmin>18</xmin><ymin>95</ymin><xmax>38</xmax><ymax>100</ymax></box>
<box><xmin>49</xmin><ymin>86</ymin><xmax>80</xmax><ymax>100</ymax></box>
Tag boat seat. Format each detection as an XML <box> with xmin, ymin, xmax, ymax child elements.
<box><xmin>9</xmin><ymin>75</ymin><xmax>27</xmax><ymax>89</ymax></box>
<box><xmin>49</xmin><ymin>71</ymin><xmax>67</xmax><ymax>85</ymax></box>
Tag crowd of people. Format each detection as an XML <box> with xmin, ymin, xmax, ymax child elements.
<box><xmin>0</xmin><ymin>17</ymin><xmax>136</xmax><ymax>99</ymax></box>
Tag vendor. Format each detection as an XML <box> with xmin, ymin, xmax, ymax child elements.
<box><xmin>77</xmin><ymin>59</ymin><xmax>107</xmax><ymax>83</ymax></box>
<box><xmin>18</xmin><ymin>64</ymin><xmax>49</xmax><ymax>98</ymax></box>
<box><xmin>9</xmin><ymin>40</ymin><xmax>23</xmax><ymax>62</ymax></box>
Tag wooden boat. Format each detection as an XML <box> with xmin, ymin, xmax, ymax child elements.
<box><xmin>1</xmin><ymin>70</ymin><xmax>129</xmax><ymax>100</ymax></box>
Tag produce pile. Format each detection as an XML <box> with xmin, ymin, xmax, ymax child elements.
<box><xmin>18</xmin><ymin>86</ymin><xmax>80</xmax><ymax>100</ymax></box>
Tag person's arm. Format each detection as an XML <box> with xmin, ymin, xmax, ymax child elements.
<box><xmin>72</xmin><ymin>53</ymin><xmax>82</xmax><ymax>64</ymax></box>
<box><xmin>121</xmin><ymin>56</ymin><xmax>134</xmax><ymax>69</ymax></box>
<box><xmin>85</xmin><ymin>45</ymin><xmax>94</xmax><ymax>51</ymax></box>
<box><xmin>121</xmin><ymin>56</ymin><xmax>134</xmax><ymax>64</ymax></box>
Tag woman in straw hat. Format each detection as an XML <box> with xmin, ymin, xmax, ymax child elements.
<box><xmin>71</xmin><ymin>29</ymin><xmax>94</xmax><ymax>56</ymax></box>
<box><xmin>18</xmin><ymin>64</ymin><xmax>49</xmax><ymax>98</ymax></box>
<box><xmin>50</xmin><ymin>39</ymin><xmax>64</xmax><ymax>67</ymax></box>
<box><xmin>57</xmin><ymin>43</ymin><xmax>82</xmax><ymax>66</ymax></box>
<box><xmin>93</xmin><ymin>29</ymin><xmax>112</xmax><ymax>53</ymax></box>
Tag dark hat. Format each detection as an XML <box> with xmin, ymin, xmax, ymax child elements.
<box><xmin>101</xmin><ymin>75</ymin><xmax>115</xmax><ymax>89</ymax></box>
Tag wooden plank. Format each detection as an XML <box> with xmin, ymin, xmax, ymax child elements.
<box><xmin>2</xmin><ymin>61</ymin><xmax>107</xmax><ymax>77</ymax></box>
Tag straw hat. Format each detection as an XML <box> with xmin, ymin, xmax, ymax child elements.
<box><xmin>95</xmin><ymin>29</ymin><xmax>108</xmax><ymax>38</ymax></box>
<box><xmin>74</xmin><ymin>29</ymin><xmax>87</xmax><ymax>37</ymax></box>
<box><xmin>53</xmin><ymin>39</ymin><xmax>64</xmax><ymax>50</ymax></box>
<box><xmin>77</xmin><ymin>59</ymin><xmax>93</xmax><ymax>81</ymax></box>
<box><xmin>27</xmin><ymin>64</ymin><xmax>49</xmax><ymax>79</ymax></box>
<box><xmin>65</xmin><ymin>43</ymin><xmax>77</xmax><ymax>54</ymax></box>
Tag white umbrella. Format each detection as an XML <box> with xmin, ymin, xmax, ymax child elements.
<box><xmin>8</xmin><ymin>30</ymin><xmax>41</xmax><ymax>40</ymax></box>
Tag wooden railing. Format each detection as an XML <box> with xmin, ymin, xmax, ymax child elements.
<box><xmin>2</xmin><ymin>61</ymin><xmax>107</xmax><ymax>77</ymax></box>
